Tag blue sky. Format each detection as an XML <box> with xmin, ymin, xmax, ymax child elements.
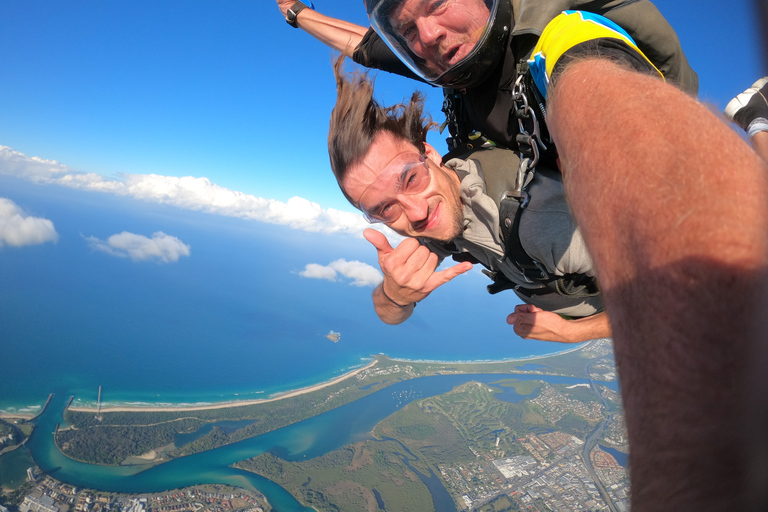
<box><xmin>0</xmin><ymin>0</ymin><xmax>764</xmax><ymax>221</ymax></box>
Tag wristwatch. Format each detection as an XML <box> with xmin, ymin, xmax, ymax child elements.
<box><xmin>286</xmin><ymin>1</ymin><xmax>313</xmax><ymax>28</ymax></box>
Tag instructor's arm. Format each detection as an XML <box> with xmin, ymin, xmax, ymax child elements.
<box><xmin>507</xmin><ymin>306</ymin><xmax>611</xmax><ymax>343</ymax></box>
<box><xmin>548</xmin><ymin>57</ymin><xmax>768</xmax><ymax>512</ymax></box>
<box><xmin>276</xmin><ymin>0</ymin><xmax>368</xmax><ymax>55</ymax></box>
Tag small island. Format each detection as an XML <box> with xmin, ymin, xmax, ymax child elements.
<box><xmin>324</xmin><ymin>330</ymin><xmax>340</xmax><ymax>343</ymax></box>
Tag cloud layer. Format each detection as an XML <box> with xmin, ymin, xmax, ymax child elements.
<box><xmin>0</xmin><ymin>197</ymin><xmax>59</xmax><ymax>247</ymax></box>
<box><xmin>299</xmin><ymin>259</ymin><xmax>383</xmax><ymax>287</ymax></box>
<box><xmin>86</xmin><ymin>231</ymin><xmax>191</xmax><ymax>263</ymax></box>
<box><xmin>0</xmin><ymin>145</ymin><xmax>371</xmax><ymax>237</ymax></box>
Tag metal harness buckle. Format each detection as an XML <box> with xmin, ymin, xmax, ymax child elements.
<box><xmin>511</xmin><ymin>74</ymin><xmax>545</xmax><ymax>176</ymax></box>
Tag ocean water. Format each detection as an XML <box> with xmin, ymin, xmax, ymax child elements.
<box><xmin>0</xmin><ymin>176</ymin><xmax>565</xmax><ymax>412</ymax></box>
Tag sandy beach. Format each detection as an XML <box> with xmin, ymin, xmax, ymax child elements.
<box><xmin>0</xmin><ymin>412</ymin><xmax>36</xmax><ymax>420</ymax></box>
<box><xmin>389</xmin><ymin>342</ymin><xmax>590</xmax><ymax>365</ymax></box>
<box><xmin>67</xmin><ymin>359</ymin><xmax>379</xmax><ymax>414</ymax></box>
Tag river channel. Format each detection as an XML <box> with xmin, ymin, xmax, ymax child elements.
<box><xmin>27</xmin><ymin>373</ymin><xmax>608</xmax><ymax>511</ymax></box>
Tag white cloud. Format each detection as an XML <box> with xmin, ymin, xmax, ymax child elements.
<box><xmin>0</xmin><ymin>197</ymin><xmax>59</xmax><ymax>247</ymax></box>
<box><xmin>328</xmin><ymin>259</ymin><xmax>383</xmax><ymax>287</ymax></box>
<box><xmin>85</xmin><ymin>231</ymin><xmax>191</xmax><ymax>263</ymax></box>
<box><xmin>0</xmin><ymin>145</ymin><xmax>376</xmax><ymax>237</ymax></box>
<box><xmin>299</xmin><ymin>259</ymin><xmax>383</xmax><ymax>287</ymax></box>
<box><xmin>299</xmin><ymin>263</ymin><xmax>340</xmax><ymax>282</ymax></box>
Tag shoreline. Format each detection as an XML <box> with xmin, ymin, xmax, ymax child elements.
<box><xmin>5</xmin><ymin>343</ymin><xmax>600</xmax><ymax>417</ymax></box>
<box><xmin>386</xmin><ymin>341</ymin><xmax>591</xmax><ymax>365</ymax></box>
<box><xmin>66</xmin><ymin>359</ymin><xmax>380</xmax><ymax>414</ymax></box>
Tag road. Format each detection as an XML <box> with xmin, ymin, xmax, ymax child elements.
<box><xmin>582</xmin><ymin>356</ymin><xmax>619</xmax><ymax>512</ymax></box>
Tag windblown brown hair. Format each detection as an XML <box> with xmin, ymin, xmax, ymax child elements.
<box><xmin>328</xmin><ymin>56</ymin><xmax>435</xmax><ymax>207</ymax></box>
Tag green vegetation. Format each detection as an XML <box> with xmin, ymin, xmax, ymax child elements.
<box><xmin>377</xmin><ymin>400</ymin><xmax>475</xmax><ymax>469</ymax></box>
<box><xmin>555</xmin><ymin>412</ymin><xmax>595</xmax><ymax>432</ymax></box>
<box><xmin>394</xmin><ymin>422</ymin><xmax>437</xmax><ymax>440</ymax></box>
<box><xmin>553</xmin><ymin>383</ymin><xmax>600</xmax><ymax>403</ymax></box>
<box><xmin>0</xmin><ymin>418</ymin><xmax>31</xmax><ymax>447</ymax></box>
<box><xmin>0</xmin><ymin>481</ymin><xmax>34</xmax><ymax>510</ymax></box>
<box><xmin>170</xmin><ymin>426</ymin><xmax>231</xmax><ymax>456</ymax></box>
<box><xmin>376</xmin><ymin>381</ymin><xmax>560</xmax><ymax>465</ymax></box>
<box><xmin>236</xmin><ymin>440</ymin><xmax>434</xmax><ymax>512</ymax></box>
<box><xmin>0</xmin><ymin>421</ymin><xmax>13</xmax><ymax>436</ymax></box>
<box><xmin>53</xmin><ymin>343</ymin><xmax>615</xmax><ymax>466</ymax></box>
<box><xmin>476</xmin><ymin>495</ymin><xmax>525</xmax><ymax>512</ymax></box>
<box><xmin>56</xmin><ymin>418</ymin><xmax>202</xmax><ymax>465</ymax></box>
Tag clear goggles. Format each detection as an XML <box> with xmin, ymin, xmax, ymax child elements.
<box><xmin>358</xmin><ymin>153</ymin><xmax>431</xmax><ymax>224</ymax></box>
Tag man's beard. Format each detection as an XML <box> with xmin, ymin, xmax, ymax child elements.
<box><xmin>421</xmin><ymin>197</ymin><xmax>465</xmax><ymax>243</ymax></box>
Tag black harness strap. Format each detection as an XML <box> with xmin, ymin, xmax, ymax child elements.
<box><xmin>499</xmin><ymin>190</ymin><xmax>548</xmax><ymax>282</ymax></box>
<box><xmin>441</xmin><ymin>63</ymin><xmax>599</xmax><ymax>302</ymax></box>
<box><xmin>441</xmin><ymin>132</ymin><xmax>497</xmax><ymax>165</ymax></box>
<box><xmin>447</xmin><ymin>144</ymin><xmax>600</xmax><ymax>300</ymax></box>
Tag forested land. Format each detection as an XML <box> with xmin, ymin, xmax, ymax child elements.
<box><xmin>0</xmin><ymin>420</ymin><xmax>14</xmax><ymax>436</ymax></box>
<box><xmin>0</xmin><ymin>418</ymin><xmax>32</xmax><ymax>439</ymax></box>
<box><xmin>236</xmin><ymin>440</ymin><xmax>435</xmax><ymax>512</ymax></box>
<box><xmin>56</xmin><ymin>417</ymin><xmax>203</xmax><ymax>465</ymax></box>
<box><xmin>0</xmin><ymin>418</ymin><xmax>32</xmax><ymax>457</ymax></box>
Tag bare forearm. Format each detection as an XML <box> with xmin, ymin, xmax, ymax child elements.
<box><xmin>566</xmin><ymin>312</ymin><xmax>611</xmax><ymax>342</ymax></box>
<box><xmin>372</xmin><ymin>284</ymin><xmax>414</xmax><ymax>324</ymax></box>
<box><xmin>507</xmin><ymin>306</ymin><xmax>611</xmax><ymax>343</ymax></box>
<box><xmin>290</xmin><ymin>9</ymin><xmax>367</xmax><ymax>56</ymax></box>
<box><xmin>549</xmin><ymin>59</ymin><xmax>768</xmax><ymax>511</ymax></box>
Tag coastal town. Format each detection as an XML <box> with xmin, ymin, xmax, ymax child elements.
<box><xmin>438</xmin><ymin>429</ymin><xmax>628</xmax><ymax>511</ymax></box>
<box><xmin>7</xmin><ymin>478</ymin><xmax>270</xmax><ymax>512</ymax></box>
<box><xmin>415</xmin><ymin>342</ymin><xmax>630</xmax><ymax>511</ymax></box>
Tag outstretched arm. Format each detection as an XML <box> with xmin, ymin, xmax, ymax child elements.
<box><xmin>276</xmin><ymin>0</ymin><xmax>368</xmax><ymax>56</ymax></box>
<box><xmin>507</xmin><ymin>306</ymin><xmax>611</xmax><ymax>343</ymax></box>
<box><xmin>548</xmin><ymin>58</ymin><xmax>768</xmax><ymax>511</ymax></box>
<box><xmin>365</xmin><ymin>229</ymin><xmax>473</xmax><ymax>325</ymax></box>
